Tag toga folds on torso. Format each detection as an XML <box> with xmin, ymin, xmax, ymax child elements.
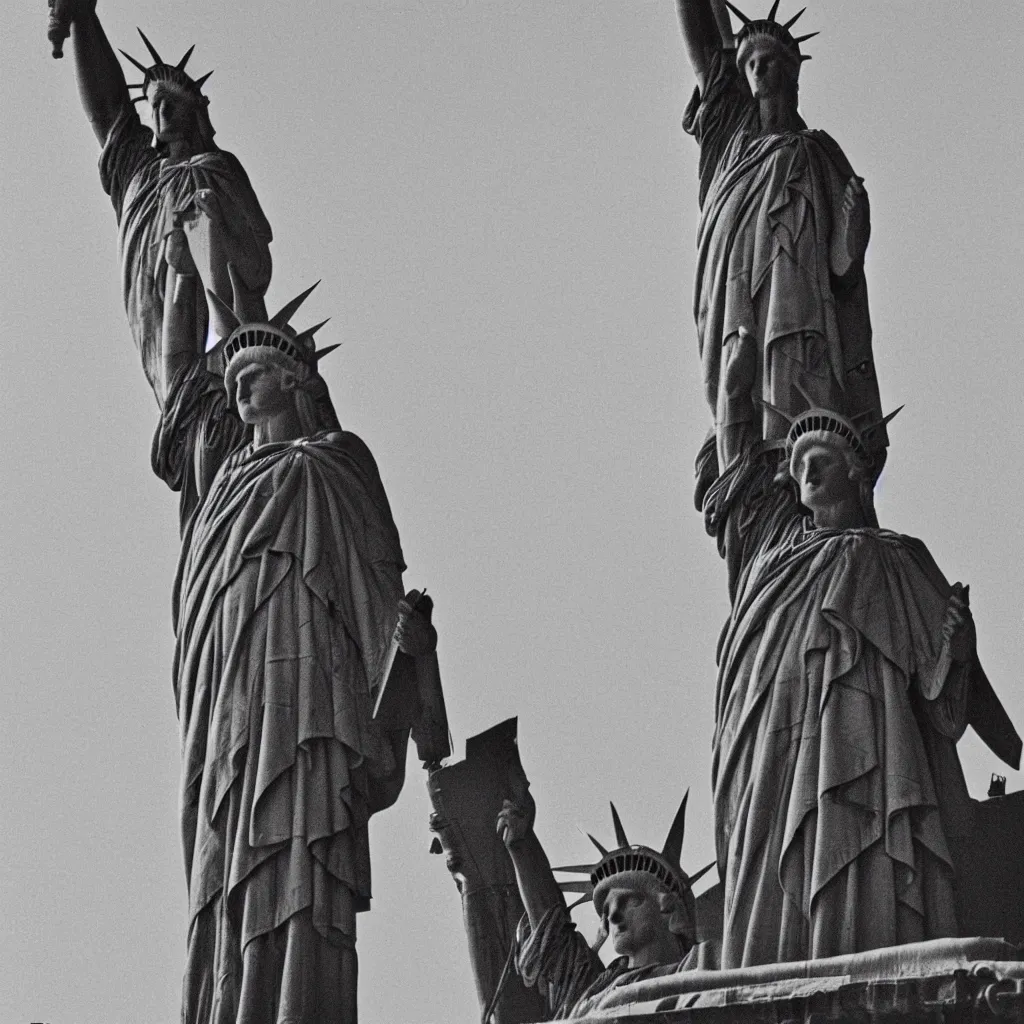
<box><xmin>700</xmin><ymin>444</ymin><xmax>1019</xmax><ymax>969</ymax></box>
<box><xmin>173</xmin><ymin>430</ymin><xmax>408</xmax><ymax>1022</ymax></box>
<box><xmin>684</xmin><ymin>51</ymin><xmax>884</xmax><ymax>452</ymax></box>
<box><xmin>100</xmin><ymin>104</ymin><xmax>273</xmax><ymax>526</ymax></box>
<box><xmin>99</xmin><ymin>104</ymin><xmax>273</xmax><ymax>399</ymax></box>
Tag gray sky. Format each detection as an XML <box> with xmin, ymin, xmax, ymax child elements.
<box><xmin>3</xmin><ymin>2</ymin><xmax>1023</xmax><ymax>1022</ymax></box>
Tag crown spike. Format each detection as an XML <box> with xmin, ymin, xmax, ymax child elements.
<box><xmin>661</xmin><ymin>789</ymin><xmax>689</xmax><ymax>867</ymax></box>
<box><xmin>131</xmin><ymin>95</ymin><xmax>148</xmax><ymax>104</ymax></box>
<box><xmin>609</xmin><ymin>803</ymin><xmax>630</xmax><ymax>849</ymax></box>
<box><xmin>177</xmin><ymin>44</ymin><xmax>196</xmax><ymax>70</ymax></box>
<box><xmin>761</xmin><ymin>397</ymin><xmax>796</xmax><ymax>425</ymax></box>
<box><xmin>127</xmin><ymin>82</ymin><xmax>146</xmax><ymax>90</ymax></box>
<box><xmin>800</xmin><ymin>54</ymin><xmax>812</xmax><ymax>61</ymax></box>
<box><xmin>552</xmin><ymin>864</ymin><xmax>598</xmax><ymax>874</ymax></box>
<box><xmin>119</xmin><ymin>49</ymin><xmax>150</xmax><ymax>74</ymax></box>
<box><xmin>724</xmin><ymin>1</ymin><xmax>753</xmax><ymax>26</ymax></box>
<box><xmin>781</xmin><ymin>6</ymin><xmax>806</xmax><ymax>30</ymax></box>
<box><xmin>271</xmin><ymin>281</ymin><xmax>321</xmax><ymax>329</ymax></box>
<box><xmin>206</xmin><ymin>288</ymin><xmax>241</xmax><ymax>333</ymax></box>
<box><xmin>689</xmin><ymin>861</ymin><xmax>717</xmax><ymax>886</ymax></box>
<box><xmin>557</xmin><ymin>881</ymin><xmax>595</xmax><ymax>894</ymax></box>
<box><xmin>587</xmin><ymin>833</ymin><xmax>609</xmax><ymax>857</ymax></box>
<box><xmin>136</xmin><ymin>28</ymin><xmax>163</xmax><ymax>66</ymax></box>
<box><xmin>566</xmin><ymin>893</ymin><xmax>594</xmax><ymax>912</ymax></box>
<box><xmin>295</xmin><ymin>318</ymin><xmax>331</xmax><ymax>348</ymax></box>
<box><xmin>193</xmin><ymin>70</ymin><xmax>214</xmax><ymax>90</ymax></box>
<box><xmin>793</xmin><ymin>381</ymin><xmax>817</xmax><ymax>409</ymax></box>
<box><xmin>226</xmin><ymin>264</ymin><xmax>249</xmax><ymax>319</ymax></box>
<box><xmin>766</xmin><ymin>0</ymin><xmax>782</xmax><ymax>22</ymax></box>
<box><xmin>794</xmin><ymin>31</ymin><xmax>819</xmax><ymax>44</ymax></box>
<box><xmin>312</xmin><ymin>343</ymin><xmax>340</xmax><ymax>364</ymax></box>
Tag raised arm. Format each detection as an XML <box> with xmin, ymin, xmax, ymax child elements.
<box><xmin>709</xmin><ymin>0</ymin><xmax>735</xmax><ymax>50</ymax></box>
<box><xmin>157</xmin><ymin>225</ymin><xmax>201</xmax><ymax>407</ymax></box>
<box><xmin>717</xmin><ymin>326</ymin><xmax>759</xmax><ymax>470</ymax></box>
<box><xmin>497</xmin><ymin>793</ymin><xmax>565</xmax><ymax>932</ymax></box>
<box><xmin>51</xmin><ymin>0</ymin><xmax>129</xmax><ymax>145</ymax></box>
<box><xmin>675</xmin><ymin>0</ymin><xmax>732</xmax><ymax>91</ymax></box>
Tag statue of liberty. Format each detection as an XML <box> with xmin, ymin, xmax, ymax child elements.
<box><xmin>51</xmin><ymin>0</ymin><xmax>273</xmax><ymax>524</ymax></box>
<box><xmin>675</xmin><ymin>0</ymin><xmax>887</xmax><ymax>470</ymax></box>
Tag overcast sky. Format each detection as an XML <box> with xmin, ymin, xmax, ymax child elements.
<box><xmin>3</xmin><ymin>2</ymin><xmax>1023</xmax><ymax>1022</ymax></box>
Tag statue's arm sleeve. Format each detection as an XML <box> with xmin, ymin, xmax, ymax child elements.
<box><xmin>967</xmin><ymin>660</ymin><xmax>1023</xmax><ymax>770</ymax></box>
<box><xmin>151</xmin><ymin>360</ymin><xmax>244</xmax><ymax>515</ymax></box>
<box><xmin>98</xmin><ymin>104</ymin><xmax>157</xmax><ymax>220</ymax></box>
<box><xmin>516</xmin><ymin>904</ymin><xmax>605</xmax><ymax>1019</ymax></box>
<box><xmin>682</xmin><ymin>48</ymin><xmax>751</xmax><ymax>206</ymax></box>
<box><xmin>704</xmin><ymin>449</ymin><xmax>796</xmax><ymax>598</ymax></box>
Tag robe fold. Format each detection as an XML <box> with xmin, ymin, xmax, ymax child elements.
<box><xmin>151</xmin><ymin>359</ymin><xmax>246</xmax><ymax>531</ymax></box>
<box><xmin>174</xmin><ymin>431</ymin><xmax>406</xmax><ymax>1024</ymax></box>
<box><xmin>702</xmin><ymin>446</ymin><xmax>1008</xmax><ymax>969</ymax></box>
<box><xmin>684</xmin><ymin>51</ymin><xmax>883</xmax><ymax>451</ymax></box>
<box><xmin>100</xmin><ymin>104</ymin><xmax>273</xmax><ymax>398</ymax></box>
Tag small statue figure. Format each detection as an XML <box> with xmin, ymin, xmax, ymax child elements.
<box><xmin>675</xmin><ymin>0</ymin><xmax>885</xmax><ymax>468</ymax></box>
<box><xmin>51</xmin><ymin>0</ymin><xmax>273</xmax><ymax>523</ymax></box>
<box><xmin>697</xmin><ymin>327</ymin><xmax>1021</xmax><ymax>969</ymax></box>
<box><xmin>426</xmin><ymin>719</ymin><xmax>549</xmax><ymax>1024</ymax></box>
<box><xmin>497</xmin><ymin>788</ymin><xmax>714</xmax><ymax>1019</ymax></box>
<box><xmin>170</xmin><ymin>282</ymin><xmax>439</xmax><ymax>1024</ymax></box>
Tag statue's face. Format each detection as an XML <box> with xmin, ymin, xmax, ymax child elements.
<box><xmin>601</xmin><ymin>886</ymin><xmax>669</xmax><ymax>959</ymax></box>
<box><xmin>150</xmin><ymin>88</ymin><xmax>197</xmax><ymax>145</ymax></box>
<box><xmin>741</xmin><ymin>41</ymin><xmax>791</xmax><ymax>101</ymax></box>
<box><xmin>793</xmin><ymin>441</ymin><xmax>857</xmax><ymax>513</ymax></box>
<box><xmin>233</xmin><ymin>362</ymin><xmax>294</xmax><ymax>426</ymax></box>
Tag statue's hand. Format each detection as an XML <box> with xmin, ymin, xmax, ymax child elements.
<box><xmin>49</xmin><ymin>0</ymin><xmax>95</xmax><ymax>28</ymax></box>
<box><xmin>941</xmin><ymin>583</ymin><xmax>975</xmax><ymax>664</ymax></box>
<box><xmin>497</xmin><ymin>795</ymin><xmax>536</xmax><ymax>850</ymax></box>
<box><xmin>717</xmin><ymin>326</ymin><xmax>760</xmax><ymax>466</ymax></box>
<box><xmin>835</xmin><ymin>176</ymin><xmax>870</xmax><ymax>272</ymax></box>
<box><xmin>722</xmin><ymin>326</ymin><xmax>758</xmax><ymax>401</ymax></box>
<box><xmin>163</xmin><ymin>227</ymin><xmax>199</xmax><ymax>277</ymax></box>
<box><xmin>193</xmin><ymin>189</ymin><xmax>224</xmax><ymax>223</ymax></box>
<box><xmin>395</xmin><ymin>593</ymin><xmax>437</xmax><ymax>657</ymax></box>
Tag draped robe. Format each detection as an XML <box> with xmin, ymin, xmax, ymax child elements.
<box><xmin>100</xmin><ymin>103</ymin><xmax>273</xmax><ymax>395</ymax></box>
<box><xmin>684</xmin><ymin>52</ymin><xmax>884</xmax><ymax>453</ymax></box>
<box><xmin>101</xmin><ymin>104</ymin><xmax>271</xmax><ymax>526</ymax></box>
<box><xmin>702</xmin><ymin>446</ymin><xmax>999</xmax><ymax>969</ymax></box>
<box><xmin>173</xmin><ymin>431</ymin><xmax>407</xmax><ymax>1024</ymax></box>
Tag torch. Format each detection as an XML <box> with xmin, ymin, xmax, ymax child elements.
<box><xmin>47</xmin><ymin>0</ymin><xmax>72</xmax><ymax>58</ymax></box>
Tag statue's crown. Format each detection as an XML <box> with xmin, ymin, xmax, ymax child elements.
<box><xmin>207</xmin><ymin>270</ymin><xmax>339</xmax><ymax>383</ymax></box>
<box><xmin>552</xmin><ymin>791</ymin><xmax>714</xmax><ymax>915</ymax></box>
<box><xmin>120</xmin><ymin>30</ymin><xmax>213</xmax><ymax>105</ymax></box>
<box><xmin>774</xmin><ymin>394</ymin><xmax>903</xmax><ymax>468</ymax></box>
<box><xmin>788</xmin><ymin>408</ymin><xmax>870</xmax><ymax>462</ymax></box>
<box><xmin>726</xmin><ymin>1</ymin><xmax>818</xmax><ymax>64</ymax></box>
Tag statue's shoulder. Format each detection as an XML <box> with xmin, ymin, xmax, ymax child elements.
<box><xmin>839</xmin><ymin>528</ymin><xmax>948</xmax><ymax>590</ymax></box>
<box><xmin>803</xmin><ymin>129</ymin><xmax>856</xmax><ymax>178</ymax></box>
<box><xmin>835</xmin><ymin>526</ymin><xmax>910</xmax><ymax>553</ymax></box>
<box><xmin>199</xmin><ymin>147</ymin><xmax>248</xmax><ymax>174</ymax></box>
<box><xmin>319</xmin><ymin>429</ymin><xmax>371</xmax><ymax>456</ymax></box>
<box><xmin>311</xmin><ymin>430</ymin><xmax>382</xmax><ymax>476</ymax></box>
